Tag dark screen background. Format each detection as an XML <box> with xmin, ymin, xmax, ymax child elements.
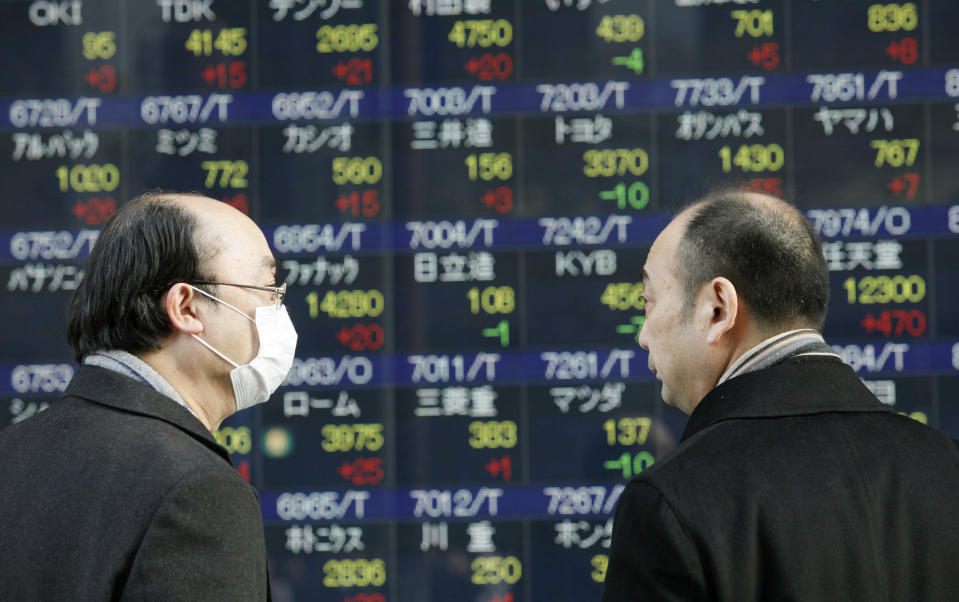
<box><xmin>2</xmin><ymin>1</ymin><xmax>958</xmax><ymax>600</ymax></box>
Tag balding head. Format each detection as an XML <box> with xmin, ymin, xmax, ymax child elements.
<box><xmin>676</xmin><ymin>190</ymin><xmax>829</xmax><ymax>331</ymax></box>
<box><xmin>65</xmin><ymin>191</ymin><xmax>259</xmax><ymax>361</ymax></box>
<box><xmin>638</xmin><ymin>190</ymin><xmax>829</xmax><ymax>413</ymax></box>
<box><xmin>170</xmin><ymin>194</ymin><xmax>275</xmax><ymax>291</ymax></box>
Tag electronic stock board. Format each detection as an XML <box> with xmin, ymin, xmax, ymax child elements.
<box><xmin>3</xmin><ymin>1</ymin><xmax>959</xmax><ymax>600</ymax></box>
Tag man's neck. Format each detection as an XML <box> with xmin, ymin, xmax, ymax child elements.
<box><xmin>137</xmin><ymin>349</ymin><xmax>229</xmax><ymax>432</ymax></box>
<box><xmin>84</xmin><ymin>350</ymin><xmax>208</xmax><ymax>421</ymax></box>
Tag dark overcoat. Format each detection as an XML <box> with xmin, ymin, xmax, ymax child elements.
<box><xmin>603</xmin><ymin>356</ymin><xmax>959</xmax><ymax>601</ymax></box>
<box><xmin>0</xmin><ymin>365</ymin><xmax>270</xmax><ymax>600</ymax></box>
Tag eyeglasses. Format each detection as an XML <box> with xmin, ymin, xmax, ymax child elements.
<box><xmin>189</xmin><ymin>280</ymin><xmax>287</xmax><ymax>309</ymax></box>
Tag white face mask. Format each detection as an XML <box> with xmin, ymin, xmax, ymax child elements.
<box><xmin>189</xmin><ymin>286</ymin><xmax>298</xmax><ymax>412</ymax></box>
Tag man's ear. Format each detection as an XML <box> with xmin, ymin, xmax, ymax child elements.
<box><xmin>165</xmin><ymin>283</ymin><xmax>205</xmax><ymax>335</ymax></box>
<box><xmin>703</xmin><ymin>276</ymin><xmax>738</xmax><ymax>345</ymax></box>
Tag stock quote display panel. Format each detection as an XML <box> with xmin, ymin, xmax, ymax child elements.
<box><xmin>2</xmin><ymin>1</ymin><xmax>959</xmax><ymax>600</ymax></box>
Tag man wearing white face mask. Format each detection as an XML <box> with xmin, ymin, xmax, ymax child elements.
<box><xmin>188</xmin><ymin>284</ymin><xmax>297</xmax><ymax>413</ymax></box>
<box><xmin>0</xmin><ymin>192</ymin><xmax>295</xmax><ymax>600</ymax></box>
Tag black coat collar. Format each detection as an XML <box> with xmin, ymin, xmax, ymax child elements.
<box><xmin>60</xmin><ymin>364</ymin><xmax>230</xmax><ymax>464</ymax></box>
<box><xmin>681</xmin><ymin>356</ymin><xmax>891</xmax><ymax>443</ymax></box>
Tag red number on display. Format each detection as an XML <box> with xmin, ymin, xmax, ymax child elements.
<box><xmin>72</xmin><ymin>196</ymin><xmax>116</xmax><ymax>224</ymax></box>
<box><xmin>345</xmin><ymin>595</ymin><xmax>385</xmax><ymax>602</ymax></box>
<box><xmin>333</xmin><ymin>58</ymin><xmax>373</xmax><ymax>85</ymax></box>
<box><xmin>336</xmin><ymin>323</ymin><xmax>385</xmax><ymax>351</ymax></box>
<box><xmin>740</xmin><ymin>177</ymin><xmax>783</xmax><ymax>198</ymax></box>
<box><xmin>747</xmin><ymin>43</ymin><xmax>780</xmax><ymax>70</ymax></box>
<box><xmin>484</xmin><ymin>455</ymin><xmax>512</xmax><ymax>481</ymax></box>
<box><xmin>887</xmin><ymin>172</ymin><xmax>919</xmax><ymax>199</ymax></box>
<box><xmin>481</xmin><ymin>186</ymin><xmax>513</xmax><ymax>213</ymax></box>
<box><xmin>860</xmin><ymin>309</ymin><xmax>927</xmax><ymax>337</ymax></box>
<box><xmin>335</xmin><ymin>190</ymin><xmax>380</xmax><ymax>217</ymax></box>
<box><xmin>84</xmin><ymin>65</ymin><xmax>116</xmax><ymax>92</ymax></box>
<box><xmin>884</xmin><ymin>37</ymin><xmax>918</xmax><ymax>64</ymax></box>
<box><xmin>338</xmin><ymin>457</ymin><xmax>384</xmax><ymax>485</ymax></box>
<box><xmin>200</xmin><ymin>61</ymin><xmax>247</xmax><ymax>88</ymax></box>
<box><xmin>465</xmin><ymin>53</ymin><xmax>513</xmax><ymax>80</ymax></box>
